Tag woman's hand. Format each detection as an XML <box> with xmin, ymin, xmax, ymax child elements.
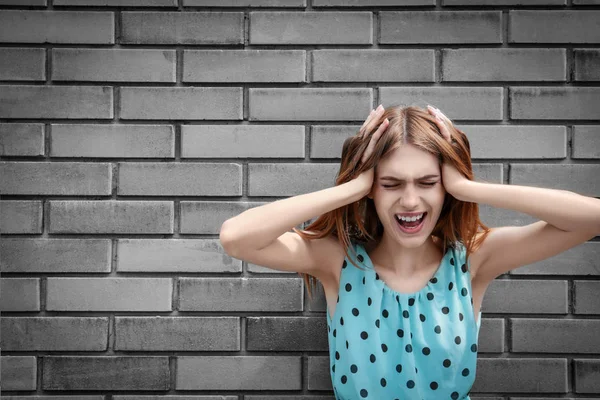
<box><xmin>426</xmin><ymin>105</ymin><xmax>470</xmax><ymax>198</ymax></box>
<box><xmin>355</xmin><ymin>104</ymin><xmax>389</xmax><ymax>197</ymax></box>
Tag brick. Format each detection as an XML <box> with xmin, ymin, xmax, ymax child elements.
<box><xmin>443</xmin><ymin>49</ymin><xmax>566</xmax><ymax>82</ymax></box>
<box><xmin>55</xmin><ymin>0</ymin><xmax>176</xmax><ymax>5</ymax></box>
<box><xmin>574</xmin><ymin>49</ymin><xmax>600</xmax><ymax>81</ymax></box>
<box><xmin>445</xmin><ymin>0</ymin><xmax>563</xmax><ymax>3</ymax></box>
<box><xmin>0</xmin><ymin>278</ymin><xmax>40</xmax><ymax>312</ymax></box>
<box><xmin>117</xmin><ymin>239</ymin><xmax>242</xmax><ymax>273</ymax></box>
<box><xmin>307</xmin><ymin>356</ymin><xmax>331</xmax><ymax>390</ymax></box>
<box><xmin>183</xmin><ymin>50</ymin><xmax>306</xmax><ymax>83</ymax></box>
<box><xmin>510</xmin><ymin>163</ymin><xmax>600</xmax><ymax>195</ymax></box>
<box><xmin>573</xmin><ymin>126</ymin><xmax>600</xmax><ymax>159</ymax></box>
<box><xmin>249</xmin><ymin>88</ymin><xmax>372</xmax><ymax>121</ymax></box>
<box><xmin>43</xmin><ymin>356</ymin><xmax>169</xmax><ymax>390</ymax></box>
<box><xmin>179</xmin><ymin>277</ymin><xmax>303</xmax><ymax>311</ymax></box>
<box><xmin>574</xmin><ymin>0</ymin><xmax>600</xmax><ymax>3</ymax></box>
<box><xmin>0</xmin><ymin>48</ymin><xmax>45</xmax><ymax>81</ymax></box>
<box><xmin>472</xmin><ymin>358</ymin><xmax>568</xmax><ymax>392</ymax></box>
<box><xmin>0</xmin><ymin>0</ymin><xmax>46</xmax><ymax>4</ymax></box>
<box><xmin>312</xmin><ymin>49</ymin><xmax>434</xmax><ymax>82</ymax></box>
<box><xmin>478</xmin><ymin>318</ymin><xmax>504</xmax><ymax>353</ymax></box>
<box><xmin>1</xmin><ymin>317</ymin><xmax>108</xmax><ymax>351</ymax></box>
<box><xmin>49</xmin><ymin>200</ymin><xmax>174</xmax><ymax>234</ymax></box>
<box><xmin>51</xmin><ymin>124</ymin><xmax>174</xmax><ymax>158</ymax></box>
<box><xmin>0</xmin><ymin>123</ymin><xmax>44</xmax><ymax>156</ymax></box>
<box><xmin>0</xmin><ymin>238</ymin><xmax>111</xmax><ymax>273</ymax></box>
<box><xmin>120</xmin><ymin>87</ymin><xmax>242</xmax><ymax>120</ymax></box>
<box><xmin>482</xmin><ymin>279</ymin><xmax>568</xmax><ymax>314</ymax></box>
<box><xmin>52</xmin><ymin>49</ymin><xmax>176</xmax><ymax>82</ymax></box>
<box><xmin>248</xmin><ymin>163</ymin><xmax>339</xmax><ymax>196</ymax></box>
<box><xmin>121</xmin><ymin>12</ymin><xmax>243</xmax><ymax>44</ymax></box>
<box><xmin>180</xmin><ymin>200</ymin><xmax>264</xmax><ymax>235</ymax></box>
<box><xmin>1</xmin><ymin>356</ymin><xmax>36</xmax><ymax>391</ymax></box>
<box><xmin>47</xmin><ymin>278</ymin><xmax>172</xmax><ymax>311</ymax></box>
<box><xmin>310</xmin><ymin>125</ymin><xmax>359</xmax><ymax>159</ymax></box>
<box><xmin>114</xmin><ymin>316</ymin><xmax>240</xmax><ymax>351</ymax></box>
<box><xmin>0</xmin><ymin>200</ymin><xmax>42</xmax><ymax>234</ymax></box>
<box><xmin>510</xmin><ymin>10</ymin><xmax>600</xmax><ymax>43</ymax></box>
<box><xmin>0</xmin><ymin>11</ymin><xmax>113</xmax><ymax>44</ymax></box>
<box><xmin>176</xmin><ymin>356</ymin><xmax>301</xmax><ymax>390</ymax></box>
<box><xmin>512</xmin><ymin>242</ymin><xmax>600</xmax><ymax>276</ymax></box>
<box><xmin>315</xmin><ymin>0</ymin><xmax>432</xmax><ymax>4</ymax></box>
<box><xmin>247</xmin><ymin>317</ymin><xmax>327</xmax><ymax>351</ymax></box>
<box><xmin>379</xmin><ymin>86</ymin><xmax>503</xmax><ymax>120</ymax></box>
<box><xmin>574</xmin><ymin>359</ymin><xmax>600</xmax><ymax>393</ymax></box>
<box><xmin>0</xmin><ymin>85</ymin><xmax>113</xmax><ymax>119</ymax></box>
<box><xmin>250</xmin><ymin>12</ymin><xmax>372</xmax><ymax>45</ymax></box>
<box><xmin>118</xmin><ymin>162</ymin><xmax>241</xmax><ymax>196</ymax></box>
<box><xmin>380</xmin><ymin>11</ymin><xmax>502</xmax><ymax>44</ymax></box>
<box><xmin>0</xmin><ymin>162</ymin><xmax>111</xmax><ymax>195</ymax></box>
<box><xmin>574</xmin><ymin>280</ymin><xmax>600</xmax><ymax>314</ymax></box>
<box><xmin>185</xmin><ymin>0</ymin><xmax>305</xmax><ymax>4</ymax></box>
<box><xmin>511</xmin><ymin>87</ymin><xmax>600</xmax><ymax>120</ymax></box>
<box><xmin>512</xmin><ymin>318</ymin><xmax>600</xmax><ymax>353</ymax></box>
<box><xmin>181</xmin><ymin>125</ymin><xmax>305</xmax><ymax>158</ymax></box>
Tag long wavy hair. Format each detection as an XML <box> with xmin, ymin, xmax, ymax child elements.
<box><xmin>293</xmin><ymin>105</ymin><xmax>492</xmax><ymax>300</ymax></box>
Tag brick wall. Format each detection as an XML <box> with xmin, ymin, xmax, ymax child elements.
<box><xmin>1</xmin><ymin>0</ymin><xmax>599</xmax><ymax>398</ymax></box>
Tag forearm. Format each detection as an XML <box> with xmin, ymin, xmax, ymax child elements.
<box><xmin>220</xmin><ymin>178</ymin><xmax>368</xmax><ymax>254</ymax></box>
<box><xmin>458</xmin><ymin>180</ymin><xmax>600</xmax><ymax>233</ymax></box>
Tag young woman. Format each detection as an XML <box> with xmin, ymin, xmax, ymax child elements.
<box><xmin>219</xmin><ymin>104</ymin><xmax>600</xmax><ymax>399</ymax></box>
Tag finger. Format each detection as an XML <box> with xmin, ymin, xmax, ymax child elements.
<box><xmin>360</xmin><ymin>109</ymin><xmax>375</xmax><ymax>133</ymax></box>
<box><xmin>361</xmin><ymin>119</ymin><xmax>388</xmax><ymax>164</ymax></box>
<box><xmin>363</xmin><ymin>106</ymin><xmax>385</xmax><ymax>137</ymax></box>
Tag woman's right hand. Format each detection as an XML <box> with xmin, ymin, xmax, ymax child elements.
<box><xmin>354</xmin><ymin>105</ymin><xmax>389</xmax><ymax>197</ymax></box>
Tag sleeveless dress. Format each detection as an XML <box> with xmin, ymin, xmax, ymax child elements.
<box><xmin>326</xmin><ymin>240</ymin><xmax>482</xmax><ymax>400</ymax></box>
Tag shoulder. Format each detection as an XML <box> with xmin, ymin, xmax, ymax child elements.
<box><xmin>304</xmin><ymin>233</ymin><xmax>349</xmax><ymax>284</ymax></box>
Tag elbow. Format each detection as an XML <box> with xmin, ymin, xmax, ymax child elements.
<box><xmin>219</xmin><ymin>220</ymin><xmax>239</xmax><ymax>257</ymax></box>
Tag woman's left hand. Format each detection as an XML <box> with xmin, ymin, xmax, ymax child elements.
<box><xmin>426</xmin><ymin>105</ymin><xmax>471</xmax><ymax>199</ymax></box>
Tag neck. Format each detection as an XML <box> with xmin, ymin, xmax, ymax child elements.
<box><xmin>369</xmin><ymin>235</ymin><xmax>442</xmax><ymax>277</ymax></box>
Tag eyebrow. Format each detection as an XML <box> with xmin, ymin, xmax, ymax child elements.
<box><xmin>379</xmin><ymin>174</ymin><xmax>440</xmax><ymax>181</ymax></box>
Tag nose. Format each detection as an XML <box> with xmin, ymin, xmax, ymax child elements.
<box><xmin>401</xmin><ymin>184</ymin><xmax>420</xmax><ymax>209</ymax></box>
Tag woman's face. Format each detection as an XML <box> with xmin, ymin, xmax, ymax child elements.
<box><xmin>369</xmin><ymin>143</ymin><xmax>446</xmax><ymax>247</ymax></box>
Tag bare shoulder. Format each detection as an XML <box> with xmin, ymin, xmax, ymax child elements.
<box><xmin>306</xmin><ymin>232</ymin><xmax>347</xmax><ymax>286</ymax></box>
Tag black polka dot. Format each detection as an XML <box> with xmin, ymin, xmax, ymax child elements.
<box><xmin>332</xmin><ymin>364</ymin><xmax>335</xmax><ymax>373</ymax></box>
<box><xmin>430</xmin><ymin>277</ymin><xmax>438</xmax><ymax>284</ymax></box>
<box><xmin>375</xmin><ymin>272</ymin><xmax>380</xmax><ymax>280</ymax></box>
<box><xmin>403</xmin><ymin>310</ymin><xmax>409</xmax><ymax>318</ymax></box>
<box><xmin>352</xmin><ymin>308</ymin><xmax>359</xmax><ymax>316</ymax></box>
<box><xmin>408</xmin><ymin>298</ymin><xmax>415</xmax><ymax>306</ymax></box>
<box><xmin>471</xmin><ymin>344</ymin><xmax>478</xmax><ymax>352</ymax></box>
<box><xmin>420</xmin><ymin>314</ymin><xmax>426</xmax><ymax>322</ymax></box>
<box><xmin>443</xmin><ymin>359</ymin><xmax>451</xmax><ymax>367</ymax></box>
<box><xmin>461</xmin><ymin>263</ymin><xmax>468</xmax><ymax>273</ymax></box>
<box><xmin>442</xmin><ymin>306</ymin><xmax>449</xmax><ymax>314</ymax></box>
<box><xmin>405</xmin><ymin>344</ymin><xmax>413</xmax><ymax>353</ymax></box>
<box><xmin>422</xmin><ymin>347</ymin><xmax>430</xmax><ymax>355</ymax></box>
<box><xmin>407</xmin><ymin>380</ymin><xmax>415</xmax><ymax>389</ymax></box>
<box><xmin>370</xmin><ymin>354</ymin><xmax>376</xmax><ymax>363</ymax></box>
<box><xmin>375</xmin><ymin>319</ymin><xmax>380</xmax><ymax>328</ymax></box>
<box><xmin>361</xmin><ymin>331</ymin><xmax>368</xmax><ymax>340</ymax></box>
<box><xmin>382</xmin><ymin>309</ymin><xmax>389</xmax><ymax>318</ymax></box>
<box><xmin>367</xmin><ymin>297</ymin><xmax>372</xmax><ymax>306</ymax></box>
<box><xmin>397</xmin><ymin>329</ymin><xmax>404</xmax><ymax>338</ymax></box>
<box><xmin>455</xmin><ymin>336</ymin><xmax>462</xmax><ymax>344</ymax></box>
<box><xmin>340</xmin><ymin>317</ymin><xmax>344</xmax><ymax>325</ymax></box>
<box><xmin>410</xmin><ymin>332</ymin><xmax>413</xmax><ymax>338</ymax></box>
<box><xmin>341</xmin><ymin>375</ymin><xmax>347</xmax><ymax>383</ymax></box>
<box><xmin>345</xmin><ymin>283</ymin><xmax>352</xmax><ymax>292</ymax></box>
<box><xmin>462</xmin><ymin>368</ymin><xmax>470</xmax><ymax>376</ymax></box>
<box><xmin>396</xmin><ymin>295</ymin><xmax>400</xmax><ymax>303</ymax></box>
<box><xmin>448</xmin><ymin>282</ymin><xmax>454</xmax><ymax>290</ymax></box>
<box><xmin>346</xmin><ymin>340</ymin><xmax>349</xmax><ymax>349</ymax></box>
<box><xmin>434</xmin><ymin>325</ymin><xmax>441</xmax><ymax>334</ymax></box>
<box><xmin>357</xmin><ymin>254</ymin><xmax>364</xmax><ymax>262</ymax></box>
<box><xmin>461</xmin><ymin>288</ymin><xmax>468</xmax><ymax>296</ymax></box>
<box><xmin>459</xmin><ymin>312</ymin><xmax>464</xmax><ymax>321</ymax></box>
<box><xmin>381</xmin><ymin>378</ymin><xmax>387</xmax><ymax>387</ymax></box>
<box><xmin>360</xmin><ymin>389</ymin><xmax>368</xmax><ymax>398</ymax></box>
<box><xmin>451</xmin><ymin>392</ymin><xmax>459</xmax><ymax>400</ymax></box>
<box><xmin>450</xmin><ymin>257</ymin><xmax>455</xmax><ymax>265</ymax></box>
<box><xmin>362</xmin><ymin>277</ymin><xmax>365</xmax><ymax>285</ymax></box>
<box><xmin>427</xmin><ymin>292</ymin><xmax>434</xmax><ymax>300</ymax></box>
<box><xmin>415</xmin><ymin>367</ymin><xmax>418</xmax><ymax>373</ymax></box>
<box><xmin>396</xmin><ymin>364</ymin><xmax>402</xmax><ymax>373</ymax></box>
<box><xmin>335</xmin><ymin>351</ymin><xmax>340</xmax><ymax>360</ymax></box>
<box><xmin>342</xmin><ymin>260</ymin><xmax>347</xmax><ymax>269</ymax></box>
<box><xmin>381</xmin><ymin>343</ymin><xmax>388</xmax><ymax>352</ymax></box>
<box><xmin>430</xmin><ymin>381</ymin><xmax>438</xmax><ymax>390</ymax></box>
<box><xmin>333</xmin><ymin>329</ymin><xmax>336</xmax><ymax>337</ymax></box>
<box><xmin>337</xmin><ymin>295</ymin><xmax>339</xmax><ymax>303</ymax></box>
<box><xmin>351</xmin><ymin>364</ymin><xmax>358</xmax><ymax>373</ymax></box>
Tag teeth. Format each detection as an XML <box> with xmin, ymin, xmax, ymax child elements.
<box><xmin>396</xmin><ymin>213</ymin><xmax>424</xmax><ymax>222</ymax></box>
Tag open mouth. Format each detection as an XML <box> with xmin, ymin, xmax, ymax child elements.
<box><xmin>395</xmin><ymin>212</ymin><xmax>427</xmax><ymax>234</ymax></box>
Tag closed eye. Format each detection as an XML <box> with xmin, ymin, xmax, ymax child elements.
<box><xmin>382</xmin><ymin>182</ymin><xmax>437</xmax><ymax>188</ymax></box>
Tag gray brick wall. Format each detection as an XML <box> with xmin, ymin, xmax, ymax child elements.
<box><xmin>0</xmin><ymin>0</ymin><xmax>599</xmax><ymax>398</ymax></box>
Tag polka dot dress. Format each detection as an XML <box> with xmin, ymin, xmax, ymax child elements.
<box><xmin>326</xmin><ymin>241</ymin><xmax>482</xmax><ymax>400</ymax></box>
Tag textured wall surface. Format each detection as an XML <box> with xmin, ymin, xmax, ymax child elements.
<box><xmin>1</xmin><ymin>0</ymin><xmax>600</xmax><ymax>398</ymax></box>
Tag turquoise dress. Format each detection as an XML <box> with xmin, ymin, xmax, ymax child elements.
<box><xmin>326</xmin><ymin>241</ymin><xmax>482</xmax><ymax>400</ymax></box>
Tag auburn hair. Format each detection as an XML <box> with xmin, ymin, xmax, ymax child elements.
<box><xmin>292</xmin><ymin>105</ymin><xmax>493</xmax><ymax>300</ymax></box>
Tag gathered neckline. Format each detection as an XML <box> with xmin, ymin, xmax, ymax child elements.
<box><xmin>358</xmin><ymin>243</ymin><xmax>450</xmax><ymax>297</ymax></box>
